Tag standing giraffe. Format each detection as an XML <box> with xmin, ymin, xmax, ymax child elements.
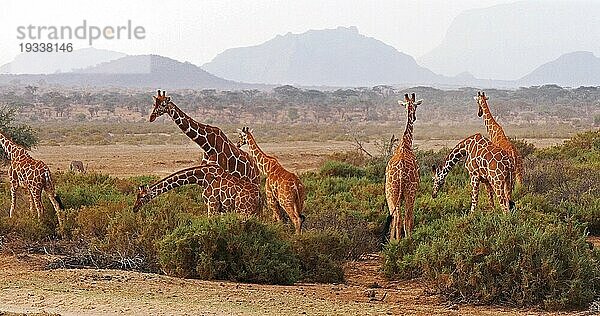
<box><xmin>432</xmin><ymin>133</ymin><xmax>515</xmax><ymax>212</ymax></box>
<box><xmin>475</xmin><ymin>91</ymin><xmax>524</xmax><ymax>185</ymax></box>
<box><xmin>385</xmin><ymin>93</ymin><xmax>422</xmax><ymax>240</ymax></box>
<box><xmin>237</xmin><ymin>127</ymin><xmax>306</xmax><ymax>234</ymax></box>
<box><xmin>133</xmin><ymin>162</ymin><xmax>260</xmax><ymax>215</ymax></box>
<box><xmin>150</xmin><ymin>90</ymin><xmax>260</xmax><ymax>185</ymax></box>
<box><xmin>0</xmin><ymin>131</ymin><xmax>64</xmax><ymax>226</ymax></box>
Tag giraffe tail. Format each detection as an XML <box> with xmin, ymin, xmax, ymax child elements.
<box><xmin>381</xmin><ymin>213</ymin><xmax>392</xmax><ymax>244</ymax></box>
<box><xmin>55</xmin><ymin>194</ymin><xmax>65</xmax><ymax>210</ymax></box>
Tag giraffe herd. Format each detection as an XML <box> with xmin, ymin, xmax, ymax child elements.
<box><xmin>0</xmin><ymin>89</ymin><xmax>521</xmax><ymax>240</ymax></box>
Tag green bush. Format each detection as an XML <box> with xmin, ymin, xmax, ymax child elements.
<box><xmin>158</xmin><ymin>214</ymin><xmax>300</xmax><ymax>285</ymax></box>
<box><xmin>291</xmin><ymin>230</ymin><xmax>348</xmax><ymax>283</ymax></box>
<box><xmin>319</xmin><ymin>160</ymin><xmax>365</xmax><ymax>178</ymax></box>
<box><xmin>383</xmin><ymin>211</ymin><xmax>600</xmax><ymax>309</ymax></box>
<box><xmin>0</xmin><ymin>105</ymin><xmax>38</xmax><ymax>162</ymax></box>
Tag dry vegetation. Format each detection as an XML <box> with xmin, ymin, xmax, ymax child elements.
<box><xmin>0</xmin><ymin>84</ymin><xmax>598</xmax><ymax>315</ymax></box>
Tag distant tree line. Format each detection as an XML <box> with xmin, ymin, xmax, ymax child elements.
<box><xmin>0</xmin><ymin>84</ymin><xmax>598</xmax><ymax>126</ymax></box>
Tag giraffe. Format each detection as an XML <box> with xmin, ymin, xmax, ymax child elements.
<box><xmin>0</xmin><ymin>131</ymin><xmax>64</xmax><ymax>227</ymax></box>
<box><xmin>150</xmin><ymin>90</ymin><xmax>260</xmax><ymax>185</ymax></box>
<box><xmin>384</xmin><ymin>93</ymin><xmax>422</xmax><ymax>240</ymax></box>
<box><xmin>237</xmin><ymin>127</ymin><xmax>306</xmax><ymax>234</ymax></box>
<box><xmin>474</xmin><ymin>91</ymin><xmax>524</xmax><ymax>185</ymax></box>
<box><xmin>432</xmin><ymin>133</ymin><xmax>515</xmax><ymax>212</ymax></box>
<box><xmin>133</xmin><ymin>162</ymin><xmax>260</xmax><ymax>215</ymax></box>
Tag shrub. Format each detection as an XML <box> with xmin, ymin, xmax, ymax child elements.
<box><xmin>158</xmin><ymin>214</ymin><xmax>300</xmax><ymax>285</ymax></box>
<box><xmin>383</xmin><ymin>211</ymin><xmax>600</xmax><ymax>309</ymax></box>
<box><xmin>319</xmin><ymin>160</ymin><xmax>365</xmax><ymax>178</ymax></box>
<box><xmin>0</xmin><ymin>105</ymin><xmax>38</xmax><ymax>162</ymax></box>
<box><xmin>291</xmin><ymin>230</ymin><xmax>348</xmax><ymax>283</ymax></box>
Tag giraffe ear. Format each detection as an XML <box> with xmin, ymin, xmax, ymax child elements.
<box><xmin>236</xmin><ymin>128</ymin><xmax>243</xmax><ymax>134</ymax></box>
<box><xmin>166</xmin><ymin>96</ymin><xmax>171</xmax><ymax>102</ymax></box>
<box><xmin>397</xmin><ymin>100</ymin><xmax>406</xmax><ymax>107</ymax></box>
<box><xmin>414</xmin><ymin>99</ymin><xmax>423</xmax><ymax>106</ymax></box>
<box><xmin>473</xmin><ymin>96</ymin><xmax>478</xmax><ymax>101</ymax></box>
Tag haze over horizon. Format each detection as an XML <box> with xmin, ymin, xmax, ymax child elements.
<box><xmin>0</xmin><ymin>0</ymin><xmax>515</xmax><ymax>68</ymax></box>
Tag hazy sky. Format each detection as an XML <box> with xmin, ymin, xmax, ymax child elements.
<box><xmin>0</xmin><ymin>0</ymin><xmax>515</xmax><ymax>66</ymax></box>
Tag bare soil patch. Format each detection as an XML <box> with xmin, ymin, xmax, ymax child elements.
<box><xmin>0</xmin><ymin>253</ymin><xmax>580</xmax><ymax>316</ymax></box>
<box><xmin>30</xmin><ymin>138</ymin><xmax>565</xmax><ymax>178</ymax></box>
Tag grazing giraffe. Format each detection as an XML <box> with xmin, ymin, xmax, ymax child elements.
<box><xmin>385</xmin><ymin>93</ymin><xmax>422</xmax><ymax>240</ymax></box>
<box><xmin>237</xmin><ymin>127</ymin><xmax>306</xmax><ymax>234</ymax></box>
<box><xmin>474</xmin><ymin>91</ymin><xmax>524</xmax><ymax>185</ymax></box>
<box><xmin>133</xmin><ymin>162</ymin><xmax>260</xmax><ymax>215</ymax></box>
<box><xmin>150</xmin><ymin>90</ymin><xmax>260</xmax><ymax>185</ymax></box>
<box><xmin>432</xmin><ymin>133</ymin><xmax>515</xmax><ymax>212</ymax></box>
<box><xmin>0</xmin><ymin>131</ymin><xmax>64</xmax><ymax>226</ymax></box>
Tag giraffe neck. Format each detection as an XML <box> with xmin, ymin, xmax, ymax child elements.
<box><xmin>436</xmin><ymin>138</ymin><xmax>470</xmax><ymax>183</ymax></box>
<box><xmin>245</xmin><ymin>133</ymin><xmax>276</xmax><ymax>175</ymax></box>
<box><xmin>146</xmin><ymin>167</ymin><xmax>209</xmax><ymax>200</ymax></box>
<box><xmin>401</xmin><ymin>115</ymin><xmax>414</xmax><ymax>151</ymax></box>
<box><xmin>166</xmin><ymin>103</ymin><xmax>218</xmax><ymax>154</ymax></box>
<box><xmin>480</xmin><ymin>101</ymin><xmax>504</xmax><ymax>141</ymax></box>
<box><xmin>0</xmin><ymin>132</ymin><xmax>26</xmax><ymax>160</ymax></box>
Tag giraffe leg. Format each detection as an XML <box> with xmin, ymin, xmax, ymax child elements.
<box><xmin>31</xmin><ymin>187</ymin><xmax>44</xmax><ymax>219</ymax></box>
<box><xmin>469</xmin><ymin>177</ymin><xmax>480</xmax><ymax>212</ymax></box>
<box><xmin>9</xmin><ymin>183</ymin><xmax>18</xmax><ymax>218</ymax></box>
<box><xmin>392</xmin><ymin>194</ymin><xmax>404</xmax><ymax>240</ymax></box>
<box><xmin>495</xmin><ymin>184</ymin><xmax>510</xmax><ymax>213</ymax></box>
<box><xmin>265</xmin><ymin>184</ymin><xmax>282</xmax><ymax>222</ymax></box>
<box><xmin>206</xmin><ymin>197</ymin><xmax>220</xmax><ymax>215</ymax></box>
<box><xmin>385</xmin><ymin>182</ymin><xmax>401</xmax><ymax>241</ymax></box>
<box><xmin>483</xmin><ymin>181</ymin><xmax>495</xmax><ymax>209</ymax></box>
<box><xmin>282</xmin><ymin>200</ymin><xmax>302</xmax><ymax>235</ymax></box>
<box><xmin>403</xmin><ymin>193</ymin><xmax>416</xmax><ymax>239</ymax></box>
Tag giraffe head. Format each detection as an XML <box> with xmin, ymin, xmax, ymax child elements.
<box><xmin>399</xmin><ymin>93</ymin><xmax>422</xmax><ymax>122</ymax></box>
<box><xmin>133</xmin><ymin>184</ymin><xmax>150</xmax><ymax>212</ymax></box>
<box><xmin>237</xmin><ymin>126</ymin><xmax>253</xmax><ymax>148</ymax></box>
<box><xmin>150</xmin><ymin>90</ymin><xmax>173</xmax><ymax>122</ymax></box>
<box><xmin>474</xmin><ymin>91</ymin><xmax>489</xmax><ymax>117</ymax></box>
<box><xmin>431</xmin><ymin>165</ymin><xmax>444</xmax><ymax>198</ymax></box>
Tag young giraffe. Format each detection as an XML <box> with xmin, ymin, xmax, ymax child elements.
<box><xmin>385</xmin><ymin>93</ymin><xmax>422</xmax><ymax>240</ymax></box>
<box><xmin>150</xmin><ymin>90</ymin><xmax>260</xmax><ymax>185</ymax></box>
<box><xmin>432</xmin><ymin>133</ymin><xmax>515</xmax><ymax>212</ymax></box>
<box><xmin>237</xmin><ymin>127</ymin><xmax>306</xmax><ymax>234</ymax></box>
<box><xmin>475</xmin><ymin>91</ymin><xmax>524</xmax><ymax>185</ymax></box>
<box><xmin>133</xmin><ymin>162</ymin><xmax>260</xmax><ymax>215</ymax></box>
<box><xmin>0</xmin><ymin>131</ymin><xmax>64</xmax><ymax>226</ymax></box>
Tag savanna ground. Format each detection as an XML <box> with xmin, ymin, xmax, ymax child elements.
<box><xmin>0</xmin><ymin>121</ymin><xmax>598</xmax><ymax>316</ymax></box>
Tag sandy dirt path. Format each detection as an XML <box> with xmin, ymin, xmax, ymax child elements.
<box><xmin>0</xmin><ymin>253</ymin><xmax>580</xmax><ymax>316</ymax></box>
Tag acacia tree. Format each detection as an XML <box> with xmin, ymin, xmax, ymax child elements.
<box><xmin>0</xmin><ymin>105</ymin><xmax>38</xmax><ymax>162</ymax></box>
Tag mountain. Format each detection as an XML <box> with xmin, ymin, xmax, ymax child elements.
<box><xmin>0</xmin><ymin>47</ymin><xmax>126</xmax><ymax>74</ymax></box>
<box><xmin>0</xmin><ymin>55</ymin><xmax>249</xmax><ymax>89</ymax></box>
<box><xmin>519</xmin><ymin>51</ymin><xmax>600</xmax><ymax>87</ymax></box>
<box><xmin>203</xmin><ymin>26</ymin><xmax>442</xmax><ymax>86</ymax></box>
<box><xmin>419</xmin><ymin>1</ymin><xmax>600</xmax><ymax>80</ymax></box>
